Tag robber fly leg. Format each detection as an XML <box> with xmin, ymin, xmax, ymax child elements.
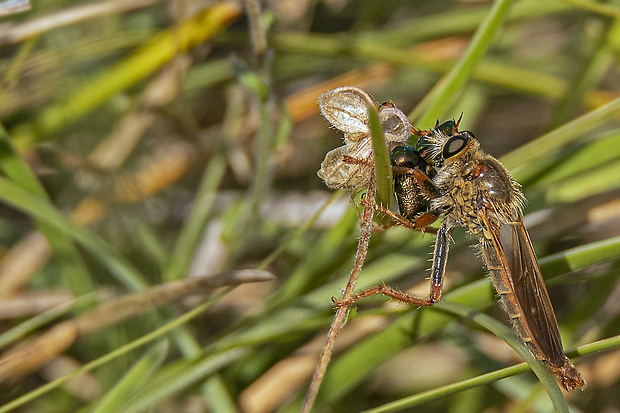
<box><xmin>391</xmin><ymin>166</ymin><xmax>440</xmax><ymax>199</ymax></box>
<box><xmin>370</xmin><ymin>219</ymin><xmax>395</xmax><ymax>233</ymax></box>
<box><xmin>373</xmin><ymin>204</ymin><xmax>439</xmax><ymax>234</ymax></box>
<box><xmin>335</xmin><ymin>222</ymin><xmax>450</xmax><ymax>307</ymax></box>
<box><xmin>411</xmin><ymin>126</ymin><xmax>432</xmax><ymax>137</ymax></box>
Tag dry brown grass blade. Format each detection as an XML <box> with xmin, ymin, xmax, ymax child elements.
<box><xmin>0</xmin><ymin>0</ymin><xmax>162</xmax><ymax>45</ymax></box>
<box><xmin>240</xmin><ymin>315</ymin><xmax>386</xmax><ymax>413</ymax></box>
<box><xmin>75</xmin><ymin>269</ymin><xmax>276</xmax><ymax>335</ymax></box>
<box><xmin>284</xmin><ymin>65</ymin><xmax>393</xmax><ymax>123</ymax></box>
<box><xmin>0</xmin><ymin>290</ymin><xmax>74</xmax><ymax>319</ymax></box>
<box><xmin>0</xmin><ymin>321</ymin><xmax>78</xmax><ymax>385</ymax></box>
<box><xmin>0</xmin><ymin>232</ymin><xmax>52</xmax><ymax>298</ymax></box>
<box><xmin>0</xmin><ymin>269</ymin><xmax>275</xmax><ymax>384</ymax></box>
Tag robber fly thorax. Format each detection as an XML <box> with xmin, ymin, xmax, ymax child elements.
<box><xmin>416</xmin><ymin>120</ymin><xmax>524</xmax><ymax>234</ymax></box>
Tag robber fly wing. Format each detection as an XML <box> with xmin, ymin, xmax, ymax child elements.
<box><xmin>481</xmin><ymin>209</ymin><xmax>566</xmax><ymax>368</ymax></box>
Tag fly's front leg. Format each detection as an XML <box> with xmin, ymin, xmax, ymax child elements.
<box><xmin>391</xmin><ymin>166</ymin><xmax>440</xmax><ymax>199</ymax></box>
<box><xmin>334</xmin><ymin>222</ymin><xmax>451</xmax><ymax>307</ymax></box>
<box><xmin>411</xmin><ymin>126</ymin><xmax>432</xmax><ymax>137</ymax></box>
<box><xmin>373</xmin><ymin>205</ymin><xmax>439</xmax><ymax>234</ymax></box>
<box><xmin>374</xmin><ymin>164</ymin><xmax>440</xmax><ymax>233</ymax></box>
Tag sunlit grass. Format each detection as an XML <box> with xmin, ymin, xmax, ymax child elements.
<box><xmin>0</xmin><ymin>1</ymin><xmax>618</xmax><ymax>412</ymax></box>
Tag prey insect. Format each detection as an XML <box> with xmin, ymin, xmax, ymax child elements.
<box><xmin>334</xmin><ymin>118</ymin><xmax>585</xmax><ymax>391</ymax></box>
<box><xmin>316</xmin><ymin>86</ymin><xmax>435</xmax><ymax>232</ymax></box>
<box><xmin>317</xmin><ymin>86</ymin><xmax>412</xmax><ymax>190</ymax></box>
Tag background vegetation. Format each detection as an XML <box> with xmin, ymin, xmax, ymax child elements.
<box><xmin>0</xmin><ymin>0</ymin><xmax>619</xmax><ymax>412</ymax></box>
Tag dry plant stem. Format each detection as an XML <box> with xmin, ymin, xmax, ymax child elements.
<box><xmin>244</xmin><ymin>0</ymin><xmax>267</xmax><ymax>59</ymax></box>
<box><xmin>0</xmin><ymin>0</ymin><xmax>161</xmax><ymax>45</ymax></box>
<box><xmin>75</xmin><ymin>269</ymin><xmax>275</xmax><ymax>335</ymax></box>
<box><xmin>301</xmin><ymin>183</ymin><xmax>375</xmax><ymax>413</ymax></box>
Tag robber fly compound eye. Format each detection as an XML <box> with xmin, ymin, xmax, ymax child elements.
<box><xmin>441</xmin><ymin>132</ymin><xmax>473</xmax><ymax>159</ymax></box>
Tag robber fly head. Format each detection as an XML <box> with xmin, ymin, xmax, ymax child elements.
<box><xmin>415</xmin><ymin>120</ymin><xmax>477</xmax><ymax>167</ymax></box>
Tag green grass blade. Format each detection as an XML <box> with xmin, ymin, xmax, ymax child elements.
<box><xmin>0</xmin><ymin>297</ymin><xmax>218</xmax><ymax>413</ymax></box>
<box><xmin>369</xmin><ymin>105</ymin><xmax>393</xmax><ymax>217</ymax></box>
<box><xmin>0</xmin><ymin>176</ymin><xmax>147</xmax><ymax>291</ymax></box>
<box><xmin>0</xmin><ymin>293</ymin><xmax>99</xmax><ymax>350</ymax></box>
<box><xmin>558</xmin><ymin>0</ymin><xmax>620</xmax><ymax>17</ymax></box>
<box><xmin>121</xmin><ymin>349</ymin><xmax>246</xmax><ymax>413</ymax></box>
<box><xmin>273</xmin><ymin>208</ymin><xmax>358</xmax><ymax>306</ymax></box>
<box><xmin>412</xmin><ymin>0</ymin><xmax>515</xmax><ymax>126</ymax></box>
<box><xmin>361</xmin><ymin>0</ymin><xmax>568</xmax><ymax>46</ymax></box>
<box><xmin>502</xmin><ymin>96</ymin><xmax>620</xmax><ymax>181</ymax></box>
<box><xmin>0</xmin><ymin>124</ymin><xmax>94</xmax><ymax>295</ymax></box>
<box><xmin>303</xmin><ymin>230</ymin><xmax>619</xmax><ymax>408</ymax></box>
<box><xmin>533</xmin><ymin>130</ymin><xmax>620</xmax><ymax>185</ymax></box>
<box><xmin>92</xmin><ymin>340</ymin><xmax>169</xmax><ymax>413</ymax></box>
<box><xmin>545</xmin><ymin>159</ymin><xmax>620</xmax><ymax>203</ymax></box>
<box><xmin>434</xmin><ymin>302</ymin><xmax>568</xmax><ymax>412</ymax></box>
<box><xmin>362</xmin><ymin>301</ymin><xmax>569</xmax><ymax>413</ymax></box>
<box><xmin>362</xmin><ymin>335</ymin><xmax>620</xmax><ymax>413</ymax></box>
<box><xmin>165</xmin><ymin>152</ymin><xmax>227</xmax><ymax>281</ymax></box>
<box><xmin>10</xmin><ymin>4</ymin><xmax>241</xmax><ymax>147</ymax></box>
<box><xmin>540</xmin><ymin>234</ymin><xmax>620</xmax><ymax>275</ymax></box>
<box><xmin>550</xmin><ymin>20</ymin><xmax>616</xmax><ymax>127</ymax></box>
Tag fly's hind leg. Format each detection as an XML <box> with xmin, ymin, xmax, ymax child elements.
<box><xmin>335</xmin><ymin>222</ymin><xmax>450</xmax><ymax>307</ymax></box>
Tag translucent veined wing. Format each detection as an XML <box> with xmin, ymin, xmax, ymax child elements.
<box><xmin>480</xmin><ymin>209</ymin><xmax>565</xmax><ymax>367</ymax></box>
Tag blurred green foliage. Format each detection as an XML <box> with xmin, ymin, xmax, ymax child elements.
<box><xmin>0</xmin><ymin>0</ymin><xmax>619</xmax><ymax>412</ymax></box>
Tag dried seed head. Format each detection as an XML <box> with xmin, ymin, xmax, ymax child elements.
<box><xmin>317</xmin><ymin>140</ymin><xmax>374</xmax><ymax>190</ymax></box>
<box><xmin>379</xmin><ymin>104</ymin><xmax>411</xmax><ymax>144</ymax></box>
<box><xmin>317</xmin><ymin>86</ymin><xmax>412</xmax><ymax>190</ymax></box>
<box><xmin>319</xmin><ymin>86</ymin><xmax>378</xmax><ymax>143</ymax></box>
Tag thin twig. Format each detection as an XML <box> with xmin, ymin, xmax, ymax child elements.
<box><xmin>244</xmin><ymin>0</ymin><xmax>268</xmax><ymax>59</ymax></box>
<box><xmin>75</xmin><ymin>269</ymin><xmax>276</xmax><ymax>335</ymax></box>
<box><xmin>301</xmin><ymin>181</ymin><xmax>376</xmax><ymax>413</ymax></box>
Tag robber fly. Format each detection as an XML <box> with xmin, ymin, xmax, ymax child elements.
<box><xmin>335</xmin><ymin>118</ymin><xmax>585</xmax><ymax>391</ymax></box>
<box><xmin>317</xmin><ymin>86</ymin><xmax>412</xmax><ymax>190</ymax></box>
